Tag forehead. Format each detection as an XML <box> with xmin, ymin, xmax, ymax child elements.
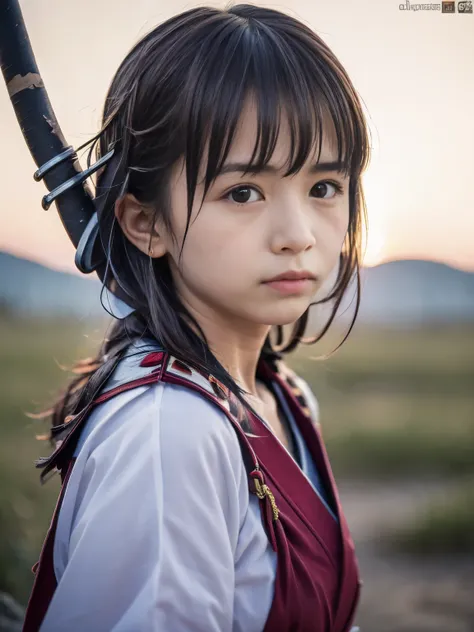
<box><xmin>226</xmin><ymin>97</ymin><xmax>339</xmax><ymax>170</ymax></box>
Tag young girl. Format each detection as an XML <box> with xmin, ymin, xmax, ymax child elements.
<box><xmin>24</xmin><ymin>4</ymin><xmax>370</xmax><ymax>631</ymax></box>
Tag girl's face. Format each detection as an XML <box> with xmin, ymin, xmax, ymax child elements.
<box><xmin>123</xmin><ymin>99</ymin><xmax>350</xmax><ymax>332</ymax></box>
<box><xmin>161</xmin><ymin>101</ymin><xmax>350</xmax><ymax>330</ymax></box>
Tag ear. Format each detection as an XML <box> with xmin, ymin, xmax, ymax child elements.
<box><xmin>115</xmin><ymin>193</ymin><xmax>167</xmax><ymax>258</ymax></box>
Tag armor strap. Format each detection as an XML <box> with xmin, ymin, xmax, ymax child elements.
<box><xmin>35</xmin><ymin>342</ymin><xmax>317</xmax><ymax>491</ymax></box>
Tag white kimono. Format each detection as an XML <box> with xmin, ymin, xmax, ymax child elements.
<box><xmin>40</xmin><ymin>360</ymin><xmax>356</xmax><ymax>631</ymax></box>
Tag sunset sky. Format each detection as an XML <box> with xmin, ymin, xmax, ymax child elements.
<box><xmin>0</xmin><ymin>0</ymin><xmax>473</xmax><ymax>275</ymax></box>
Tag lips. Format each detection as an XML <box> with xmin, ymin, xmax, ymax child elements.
<box><xmin>264</xmin><ymin>270</ymin><xmax>316</xmax><ymax>283</ymax></box>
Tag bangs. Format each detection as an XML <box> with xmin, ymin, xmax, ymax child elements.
<box><xmin>181</xmin><ymin>13</ymin><xmax>371</xmax><ymax>206</ymax></box>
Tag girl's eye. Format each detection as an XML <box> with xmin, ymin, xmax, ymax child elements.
<box><xmin>310</xmin><ymin>180</ymin><xmax>345</xmax><ymax>200</ymax></box>
<box><xmin>223</xmin><ymin>180</ymin><xmax>345</xmax><ymax>205</ymax></box>
<box><xmin>225</xmin><ymin>186</ymin><xmax>263</xmax><ymax>205</ymax></box>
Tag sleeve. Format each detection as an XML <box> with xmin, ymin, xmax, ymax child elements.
<box><xmin>41</xmin><ymin>381</ymin><xmax>249</xmax><ymax>632</ymax></box>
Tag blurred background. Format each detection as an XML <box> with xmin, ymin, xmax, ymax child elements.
<box><xmin>0</xmin><ymin>1</ymin><xmax>473</xmax><ymax>631</ymax></box>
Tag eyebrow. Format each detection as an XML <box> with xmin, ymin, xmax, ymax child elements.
<box><xmin>217</xmin><ymin>160</ymin><xmax>347</xmax><ymax>177</ymax></box>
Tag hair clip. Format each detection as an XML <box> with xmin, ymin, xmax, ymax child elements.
<box><xmin>40</xmin><ymin>148</ymin><xmax>115</xmax><ymax>210</ymax></box>
<box><xmin>33</xmin><ymin>146</ymin><xmax>76</xmax><ymax>182</ymax></box>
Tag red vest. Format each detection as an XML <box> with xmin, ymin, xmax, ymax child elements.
<box><xmin>23</xmin><ymin>345</ymin><xmax>361</xmax><ymax>631</ymax></box>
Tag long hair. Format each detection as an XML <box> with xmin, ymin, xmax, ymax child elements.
<box><xmin>41</xmin><ymin>3</ymin><xmax>371</xmax><ymax>446</ymax></box>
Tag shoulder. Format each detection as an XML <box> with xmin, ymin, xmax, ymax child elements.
<box><xmin>76</xmin><ymin>380</ymin><xmax>247</xmax><ymax>478</ymax></box>
<box><xmin>276</xmin><ymin>360</ymin><xmax>320</xmax><ymax>425</ymax></box>
<box><xmin>291</xmin><ymin>374</ymin><xmax>320</xmax><ymax>424</ymax></box>
<box><xmin>160</xmin><ymin>381</ymin><xmax>245</xmax><ymax>457</ymax></box>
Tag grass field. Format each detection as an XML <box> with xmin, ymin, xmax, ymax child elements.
<box><xmin>383</xmin><ymin>481</ymin><xmax>474</xmax><ymax>556</ymax></box>
<box><xmin>0</xmin><ymin>313</ymin><xmax>473</xmax><ymax>604</ymax></box>
<box><xmin>0</xmin><ymin>314</ymin><xmax>108</xmax><ymax>603</ymax></box>
<box><xmin>288</xmin><ymin>324</ymin><xmax>474</xmax><ymax>478</ymax></box>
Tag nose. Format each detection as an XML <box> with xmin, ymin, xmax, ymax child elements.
<box><xmin>270</xmin><ymin>199</ymin><xmax>316</xmax><ymax>254</ymax></box>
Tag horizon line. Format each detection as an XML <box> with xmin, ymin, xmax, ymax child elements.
<box><xmin>1</xmin><ymin>246</ymin><xmax>474</xmax><ymax>278</ymax></box>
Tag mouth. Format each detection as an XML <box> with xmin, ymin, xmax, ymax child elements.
<box><xmin>262</xmin><ymin>270</ymin><xmax>317</xmax><ymax>283</ymax></box>
<box><xmin>262</xmin><ymin>270</ymin><xmax>317</xmax><ymax>295</ymax></box>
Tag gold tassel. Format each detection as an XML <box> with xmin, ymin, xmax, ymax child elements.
<box><xmin>253</xmin><ymin>478</ymin><xmax>279</xmax><ymax>521</ymax></box>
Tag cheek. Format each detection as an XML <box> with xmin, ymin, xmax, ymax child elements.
<box><xmin>174</xmin><ymin>219</ymin><xmax>234</xmax><ymax>285</ymax></box>
<box><xmin>335</xmin><ymin>199</ymin><xmax>350</xmax><ymax>234</ymax></box>
<box><xmin>320</xmin><ymin>204</ymin><xmax>349</xmax><ymax>250</ymax></box>
<box><xmin>183</xmin><ymin>206</ymin><xmax>245</xmax><ymax>266</ymax></box>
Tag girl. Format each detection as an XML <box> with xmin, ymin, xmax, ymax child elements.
<box><xmin>24</xmin><ymin>4</ymin><xmax>370</xmax><ymax>631</ymax></box>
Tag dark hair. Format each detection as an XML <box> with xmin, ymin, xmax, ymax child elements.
<box><xmin>41</xmin><ymin>3</ymin><xmax>371</xmax><ymax>446</ymax></box>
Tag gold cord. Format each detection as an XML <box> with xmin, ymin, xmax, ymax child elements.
<box><xmin>254</xmin><ymin>478</ymin><xmax>279</xmax><ymax>521</ymax></box>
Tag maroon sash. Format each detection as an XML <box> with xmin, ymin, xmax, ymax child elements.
<box><xmin>22</xmin><ymin>346</ymin><xmax>361</xmax><ymax>631</ymax></box>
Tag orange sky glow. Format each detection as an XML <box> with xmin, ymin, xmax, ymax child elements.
<box><xmin>0</xmin><ymin>0</ymin><xmax>473</xmax><ymax>276</ymax></box>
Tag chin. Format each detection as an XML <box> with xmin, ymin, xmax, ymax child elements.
<box><xmin>258</xmin><ymin>302</ymin><xmax>311</xmax><ymax>327</ymax></box>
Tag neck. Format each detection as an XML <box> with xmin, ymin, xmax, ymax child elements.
<box><xmin>183</xmin><ymin>305</ymin><xmax>272</xmax><ymax>398</ymax></box>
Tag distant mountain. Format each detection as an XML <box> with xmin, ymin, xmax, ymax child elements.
<box><xmin>312</xmin><ymin>259</ymin><xmax>474</xmax><ymax>327</ymax></box>
<box><xmin>0</xmin><ymin>251</ymin><xmax>104</xmax><ymax>318</ymax></box>
<box><xmin>1</xmin><ymin>251</ymin><xmax>473</xmax><ymax>325</ymax></box>
<box><xmin>355</xmin><ymin>259</ymin><xmax>474</xmax><ymax>325</ymax></box>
